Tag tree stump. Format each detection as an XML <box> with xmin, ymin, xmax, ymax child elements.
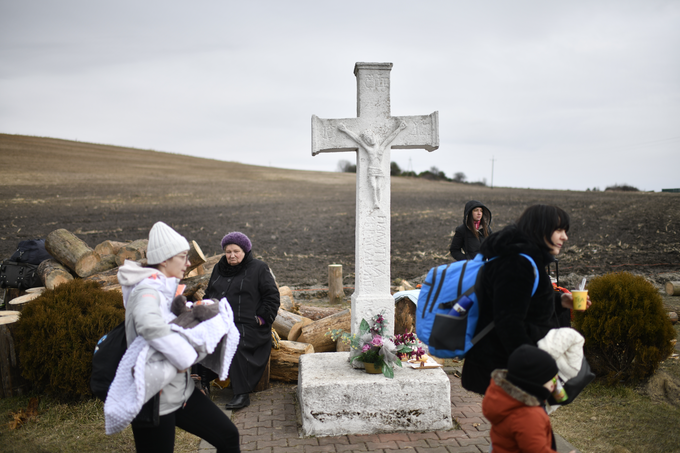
<box><xmin>45</xmin><ymin>228</ymin><xmax>101</xmax><ymax>277</ymax></box>
<box><xmin>115</xmin><ymin>239</ymin><xmax>148</xmax><ymax>266</ymax></box>
<box><xmin>37</xmin><ymin>259</ymin><xmax>74</xmax><ymax>290</ymax></box>
<box><xmin>297</xmin><ymin>309</ymin><xmax>351</xmax><ymax>352</ymax></box>
<box><xmin>0</xmin><ymin>311</ymin><xmax>24</xmax><ymax>397</ymax></box>
<box><xmin>270</xmin><ymin>340</ymin><xmax>314</xmax><ymax>382</ymax></box>
<box><xmin>328</xmin><ymin>264</ymin><xmax>344</xmax><ymax>304</ymax></box>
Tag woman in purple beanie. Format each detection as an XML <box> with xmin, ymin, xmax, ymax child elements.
<box><xmin>204</xmin><ymin>232</ymin><xmax>280</xmax><ymax>409</ymax></box>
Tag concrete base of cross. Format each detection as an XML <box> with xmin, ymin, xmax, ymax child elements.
<box><xmin>297</xmin><ymin>352</ymin><xmax>453</xmax><ymax>437</ymax></box>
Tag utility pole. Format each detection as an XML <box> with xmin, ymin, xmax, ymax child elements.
<box><xmin>490</xmin><ymin>156</ymin><xmax>495</xmax><ymax>189</ymax></box>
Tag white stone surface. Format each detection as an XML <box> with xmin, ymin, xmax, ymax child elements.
<box><xmin>311</xmin><ymin>62</ymin><xmax>439</xmax><ymax>338</ymax></box>
<box><xmin>298</xmin><ymin>352</ymin><xmax>453</xmax><ymax>437</ymax></box>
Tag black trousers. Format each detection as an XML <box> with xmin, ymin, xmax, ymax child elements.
<box><xmin>131</xmin><ymin>389</ymin><xmax>240</xmax><ymax>453</ymax></box>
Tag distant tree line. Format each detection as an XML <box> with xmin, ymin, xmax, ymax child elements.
<box><xmin>336</xmin><ymin>160</ymin><xmax>487</xmax><ymax>186</ymax></box>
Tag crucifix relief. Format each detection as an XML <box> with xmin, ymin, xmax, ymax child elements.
<box><xmin>312</xmin><ymin>62</ymin><xmax>439</xmax><ymax>341</ymax></box>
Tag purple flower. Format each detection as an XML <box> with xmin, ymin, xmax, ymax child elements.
<box><xmin>371</xmin><ymin>336</ymin><xmax>383</xmax><ymax>347</ymax></box>
<box><xmin>362</xmin><ymin>343</ymin><xmax>371</xmax><ymax>352</ymax></box>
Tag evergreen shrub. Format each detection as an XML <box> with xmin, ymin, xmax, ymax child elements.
<box><xmin>572</xmin><ymin>272</ymin><xmax>675</xmax><ymax>384</ymax></box>
<box><xmin>15</xmin><ymin>279</ymin><xmax>124</xmax><ymax>398</ymax></box>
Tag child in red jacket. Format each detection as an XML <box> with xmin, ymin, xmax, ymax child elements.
<box><xmin>482</xmin><ymin>345</ymin><xmax>576</xmax><ymax>453</ymax></box>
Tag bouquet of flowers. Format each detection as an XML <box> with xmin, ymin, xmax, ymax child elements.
<box><xmin>329</xmin><ymin>311</ymin><xmax>412</xmax><ymax>378</ymax></box>
<box><xmin>393</xmin><ymin>332</ymin><xmax>426</xmax><ymax>361</ymax></box>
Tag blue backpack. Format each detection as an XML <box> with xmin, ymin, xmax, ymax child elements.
<box><xmin>416</xmin><ymin>253</ymin><xmax>539</xmax><ymax>358</ymax></box>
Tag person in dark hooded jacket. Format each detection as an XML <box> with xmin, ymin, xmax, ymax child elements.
<box><xmin>449</xmin><ymin>200</ymin><xmax>492</xmax><ymax>261</ymax></box>
<box><xmin>461</xmin><ymin>205</ymin><xmax>588</xmax><ymax>395</ymax></box>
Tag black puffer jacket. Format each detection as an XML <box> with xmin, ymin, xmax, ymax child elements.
<box><xmin>449</xmin><ymin>200</ymin><xmax>492</xmax><ymax>261</ymax></box>
<box><xmin>461</xmin><ymin>225</ymin><xmax>566</xmax><ymax>395</ymax></box>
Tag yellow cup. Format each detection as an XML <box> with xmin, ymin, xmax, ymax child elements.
<box><xmin>572</xmin><ymin>290</ymin><xmax>588</xmax><ymax>311</ymax></box>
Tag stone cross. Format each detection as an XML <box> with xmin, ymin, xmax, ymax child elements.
<box><xmin>312</xmin><ymin>62</ymin><xmax>439</xmax><ymax>340</ymax></box>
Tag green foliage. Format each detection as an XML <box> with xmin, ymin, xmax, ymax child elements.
<box><xmin>390</xmin><ymin>161</ymin><xmax>402</xmax><ymax>176</ymax></box>
<box><xmin>572</xmin><ymin>272</ymin><xmax>675</xmax><ymax>384</ymax></box>
<box><xmin>14</xmin><ymin>279</ymin><xmax>125</xmax><ymax>399</ymax></box>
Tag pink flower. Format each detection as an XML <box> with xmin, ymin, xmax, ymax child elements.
<box><xmin>362</xmin><ymin>344</ymin><xmax>371</xmax><ymax>352</ymax></box>
<box><xmin>371</xmin><ymin>336</ymin><xmax>383</xmax><ymax>347</ymax></box>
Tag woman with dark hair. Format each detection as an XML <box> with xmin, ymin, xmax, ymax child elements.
<box><xmin>204</xmin><ymin>232</ymin><xmax>280</xmax><ymax>410</ymax></box>
<box><xmin>449</xmin><ymin>200</ymin><xmax>492</xmax><ymax>261</ymax></box>
<box><xmin>461</xmin><ymin>205</ymin><xmax>589</xmax><ymax>395</ymax></box>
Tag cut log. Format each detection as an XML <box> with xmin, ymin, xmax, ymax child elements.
<box><xmin>273</xmin><ymin>309</ymin><xmax>311</xmax><ymax>340</ymax></box>
<box><xmin>394</xmin><ymin>296</ymin><xmax>417</xmax><ymax>335</ymax></box>
<box><xmin>297</xmin><ymin>309</ymin><xmax>351</xmax><ymax>353</ymax></box>
<box><xmin>45</xmin><ymin>228</ymin><xmax>101</xmax><ymax>277</ymax></box>
<box><xmin>328</xmin><ymin>264</ymin><xmax>344</xmax><ymax>304</ymax></box>
<box><xmin>270</xmin><ymin>340</ymin><xmax>315</xmax><ymax>382</ymax></box>
<box><xmin>288</xmin><ymin>318</ymin><xmax>313</xmax><ymax>342</ymax></box>
<box><xmin>297</xmin><ymin>304</ymin><xmax>344</xmax><ymax>321</ymax></box>
<box><xmin>85</xmin><ymin>267</ymin><xmax>120</xmax><ymax>287</ymax></box>
<box><xmin>94</xmin><ymin>240</ymin><xmax>126</xmax><ymax>256</ymax></box>
<box><xmin>181</xmin><ymin>274</ymin><xmax>211</xmax><ymax>300</ymax></box>
<box><xmin>25</xmin><ymin>287</ymin><xmax>45</xmax><ymax>294</ymax></box>
<box><xmin>665</xmin><ymin>281</ymin><xmax>680</xmax><ymax>296</ymax></box>
<box><xmin>279</xmin><ymin>286</ymin><xmax>293</xmax><ymax>299</ymax></box>
<box><xmin>91</xmin><ymin>254</ymin><xmax>118</xmax><ymax>275</ymax></box>
<box><xmin>279</xmin><ymin>295</ymin><xmax>298</xmax><ymax>313</ymax></box>
<box><xmin>115</xmin><ymin>239</ymin><xmax>148</xmax><ymax>266</ymax></box>
<box><xmin>184</xmin><ymin>241</ymin><xmax>206</xmax><ymax>277</ymax></box>
<box><xmin>0</xmin><ymin>311</ymin><xmax>20</xmax><ymax>326</ymax></box>
<box><xmin>8</xmin><ymin>293</ymin><xmax>40</xmax><ymax>310</ymax></box>
<box><xmin>103</xmin><ymin>284</ymin><xmax>122</xmax><ymax>294</ymax></box>
<box><xmin>202</xmin><ymin>255</ymin><xmax>222</xmax><ymax>274</ymax></box>
<box><xmin>37</xmin><ymin>258</ymin><xmax>74</xmax><ymax>290</ymax></box>
<box><xmin>0</xmin><ymin>312</ymin><xmax>24</xmax><ymax>397</ymax></box>
<box><xmin>336</xmin><ymin>337</ymin><xmax>351</xmax><ymax>352</ymax></box>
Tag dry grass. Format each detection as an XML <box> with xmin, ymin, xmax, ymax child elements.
<box><xmin>0</xmin><ymin>395</ymin><xmax>201</xmax><ymax>453</ymax></box>
<box><xmin>551</xmin><ymin>322</ymin><xmax>680</xmax><ymax>453</ymax></box>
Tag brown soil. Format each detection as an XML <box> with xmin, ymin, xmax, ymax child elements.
<box><xmin>1</xmin><ymin>134</ymin><xmax>679</xmax><ymax>301</ymax></box>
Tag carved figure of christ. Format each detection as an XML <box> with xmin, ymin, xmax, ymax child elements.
<box><xmin>337</xmin><ymin>121</ymin><xmax>407</xmax><ymax>210</ymax></box>
<box><xmin>311</xmin><ymin>62</ymin><xmax>439</xmax><ymax>339</ymax></box>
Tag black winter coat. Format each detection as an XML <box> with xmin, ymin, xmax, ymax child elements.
<box><xmin>449</xmin><ymin>200</ymin><xmax>492</xmax><ymax>261</ymax></box>
<box><xmin>205</xmin><ymin>253</ymin><xmax>280</xmax><ymax>394</ymax></box>
<box><xmin>461</xmin><ymin>225</ymin><xmax>566</xmax><ymax>395</ymax></box>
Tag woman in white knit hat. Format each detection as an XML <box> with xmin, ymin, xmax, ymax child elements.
<box><xmin>116</xmin><ymin>221</ymin><xmax>240</xmax><ymax>453</ymax></box>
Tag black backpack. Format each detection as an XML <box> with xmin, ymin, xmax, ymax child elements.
<box><xmin>0</xmin><ymin>239</ymin><xmax>53</xmax><ymax>290</ymax></box>
<box><xmin>10</xmin><ymin>239</ymin><xmax>53</xmax><ymax>265</ymax></box>
<box><xmin>90</xmin><ymin>321</ymin><xmax>127</xmax><ymax>401</ymax></box>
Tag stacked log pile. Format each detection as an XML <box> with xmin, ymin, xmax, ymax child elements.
<box><xmin>3</xmin><ymin>227</ymin><xmax>360</xmax><ymax>388</ymax></box>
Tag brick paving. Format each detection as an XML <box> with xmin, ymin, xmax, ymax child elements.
<box><xmin>198</xmin><ymin>371</ymin><xmax>579</xmax><ymax>453</ymax></box>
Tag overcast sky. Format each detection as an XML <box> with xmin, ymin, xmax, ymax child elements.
<box><xmin>1</xmin><ymin>1</ymin><xmax>679</xmax><ymax>192</ymax></box>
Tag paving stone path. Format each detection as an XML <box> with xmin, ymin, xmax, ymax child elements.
<box><xmin>198</xmin><ymin>370</ymin><xmax>580</xmax><ymax>453</ymax></box>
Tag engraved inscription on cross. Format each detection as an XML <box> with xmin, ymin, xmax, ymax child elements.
<box><xmin>311</xmin><ymin>62</ymin><xmax>439</xmax><ymax>340</ymax></box>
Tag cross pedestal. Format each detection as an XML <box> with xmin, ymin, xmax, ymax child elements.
<box><xmin>298</xmin><ymin>63</ymin><xmax>452</xmax><ymax>437</ymax></box>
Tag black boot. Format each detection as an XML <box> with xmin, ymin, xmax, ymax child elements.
<box><xmin>225</xmin><ymin>393</ymin><xmax>250</xmax><ymax>410</ymax></box>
